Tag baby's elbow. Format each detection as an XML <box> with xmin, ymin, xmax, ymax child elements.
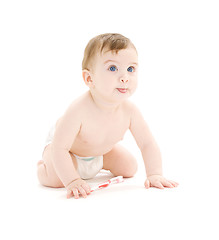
<box><xmin>140</xmin><ymin>140</ymin><xmax>159</xmax><ymax>153</ymax></box>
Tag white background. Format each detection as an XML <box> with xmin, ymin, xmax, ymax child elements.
<box><xmin>0</xmin><ymin>0</ymin><xmax>219</xmax><ymax>239</ymax></box>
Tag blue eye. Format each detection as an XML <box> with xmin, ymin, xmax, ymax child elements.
<box><xmin>127</xmin><ymin>66</ymin><xmax>134</xmax><ymax>72</ymax></box>
<box><xmin>109</xmin><ymin>66</ymin><xmax>117</xmax><ymax>71</ymax></box>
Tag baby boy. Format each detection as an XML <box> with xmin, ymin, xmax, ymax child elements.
<box><xmin>37</xmin><ymin>33</ymin><xmax>178</xmax><ymax>199</ymax></box>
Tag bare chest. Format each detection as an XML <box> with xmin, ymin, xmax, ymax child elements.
<box><xmin>73</xmin><ymin>112</ymin><xmax>130</xmax><ymax>153</ymax></box>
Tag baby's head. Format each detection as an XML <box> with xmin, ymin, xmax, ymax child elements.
<box><xmin>82</xmin><ymin>33</ymin><xmax>138</xmax><ymax>102</ymax></box>
<box><xmin>82</xmin><ymin>33</ymin><xmax>137</xmax><ymax>71</ymax></box>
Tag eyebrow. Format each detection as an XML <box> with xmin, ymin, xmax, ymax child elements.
<box><xmin>104</xmin><ymin>60</ymin><xmax>138</xmax><ymax>66</ymax></box>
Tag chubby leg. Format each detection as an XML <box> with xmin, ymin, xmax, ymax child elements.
<box><xmin>103</xmin><ymin>144</ymin><xmax>138</xmax><ymax>178</ymax></box>
<box><xmin>37</xmin><ymin>144</ymin><xmax>77</xmax><ymax>188</ymax></box>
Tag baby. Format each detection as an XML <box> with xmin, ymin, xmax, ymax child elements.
<box><xmin>37</xmin><ymin>33</ymin><xmax>178</xmax><ymax>199</ymax></box>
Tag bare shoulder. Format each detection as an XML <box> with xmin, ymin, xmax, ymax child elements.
<box><xmin>52</xmin><ymin>93</ymin><xmax>90</xmax><ymax>148</ymax></box>
<box><xmin>122</xmin><ymin>100</ymin><xmax>147</xmax><ymax>129</ymax></box>
<box><xmin>56</xmin><ymin>92</ymin><xmax>89</xmax><ymax>127</ymax></box>
<box><xmin>122</xmin><ymin>100</ymin><xmax>139</xmax><ymax>116</ymax></box>
<box><xmin>69</xmin><ymin>92</ymin><xmax>90</xmax><ymax>111</ymax></box>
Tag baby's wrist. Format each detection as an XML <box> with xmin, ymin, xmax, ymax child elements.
<box><xmin>65</xmin><ymin>176</ymin><xmax>81</xmax><ymax>188</ymax></box>
<box><xmin>147</xmin><ymin>173</ymin><xmax>163</xmax><ymax>178</ymax></box>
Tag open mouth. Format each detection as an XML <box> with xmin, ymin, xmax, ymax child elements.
<box><xmin>117</xmin><ymin>88</ymin><xmax>128</xmax><ymax>93</ymax></box>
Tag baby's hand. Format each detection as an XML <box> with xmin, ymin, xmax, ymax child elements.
<box><xmin>144</xmin><ymin>175</ymin><xmax>179</xmax><ymax>189</ymax></box>
<box><xmin>66</xmin><ymin>178</ymin><xmax>91</xmax><ymax>199</ymax></box>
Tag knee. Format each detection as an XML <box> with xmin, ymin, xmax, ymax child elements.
<box><xmin>114</xmin><ymin>157</ymin><xmax>138</xmax><ymax>178</ymax></box>
<box><xmin>37</xmin><ymin>163</ymin><xmax>63</xmax><ymax>188</ymax></box>
<box><xmin>123</xmin><ymin>160</ymin><xmax>138</xmax><ymax>178</ymax></box>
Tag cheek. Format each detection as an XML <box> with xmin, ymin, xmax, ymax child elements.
<box><xmin>100</xmin><ymin>73</ymin><xmax>115</xmax><ymax>87</ymax></box>
<box><xmin>130</xmin><ymin>77</ymin><xmax>138</xmax><ymax>90</ymax></box>
<box><xmin>95</xmin><ymin>76</ymin><xmax>114</xmax><ymax>92</ymax></box>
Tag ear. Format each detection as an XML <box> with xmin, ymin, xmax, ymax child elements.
<box><xmin>82</xmin><ymin>70</ymin><xmax>93</xmax><ymax>87</ymax></box>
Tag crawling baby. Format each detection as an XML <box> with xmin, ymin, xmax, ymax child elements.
<box><xmin>37</xmin><ymin>33</ymin><xmax>178</xmax><ymax>199</ymax></box>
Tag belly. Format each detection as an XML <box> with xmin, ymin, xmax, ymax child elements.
<box><xmin>70</xmin><ymin>131</ymin><xmax>125</xmax><ymax>157</ymax></box>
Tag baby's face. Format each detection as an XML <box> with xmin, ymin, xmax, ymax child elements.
<box><xmin>89</xmin><ymin>47</ymin><xmax>138</xmax><ymax>102</ymax></box>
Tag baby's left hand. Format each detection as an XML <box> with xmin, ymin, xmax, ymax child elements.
<box><xmin>145</xmin><ymin>175</ymin><xmax>179</xmax><ymax>189</ymax></box>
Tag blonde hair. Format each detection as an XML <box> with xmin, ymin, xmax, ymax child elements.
<box><xmin>82</xmin><ymin>33</ymin><xmax>137</xmax><ymax>71</ymax></box>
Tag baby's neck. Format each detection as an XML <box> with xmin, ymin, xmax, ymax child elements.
<box><xmin>88</xmin><ymin>91</ymin><xmax>121</xmax><ymax>113</ymax></box>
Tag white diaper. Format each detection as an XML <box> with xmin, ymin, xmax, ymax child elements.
<box><xmin>44</xmin><ymin>126</ymin><xmax>103</xmax><ymax>180</ymax></box>
<box><xmin>44</xmin><ymin>125</ymin><xmax>55</xmax><ymax>147</ymax></box>
<box><xmin>73</xmin><ymin>154</ymin><xmax>103</xmax><ymax>180</ymax></box>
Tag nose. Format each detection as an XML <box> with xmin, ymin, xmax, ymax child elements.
<box><xmin>120</xmin><ymin>77</ymin><xmax>129</xmax><ymax>83</ymax></box>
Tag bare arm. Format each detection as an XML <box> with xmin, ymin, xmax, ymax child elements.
<box><xmin>51</xmin><ymin>105</ymin><xmax>81</xmax><ymax>187</ymax></box>
<box><xmin>129</xmin><ymin>104</ymin><xmax>162</xmax><ymax>177</ymax></box>
<box><xmin>129</xmin><ymin>103</ymin><xmax>178</xmax><ymax>189</ymax></box>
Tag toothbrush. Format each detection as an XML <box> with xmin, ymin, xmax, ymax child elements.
<box><xmin>91</xmin><ymin>176</ymin><xmax>124</xmax><ymax>192</ymax></box>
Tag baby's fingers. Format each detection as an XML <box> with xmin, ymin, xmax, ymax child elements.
<box><xmin>66</xmin><ymin>180</ymin><xmax>91</xmax><ymax>199</ymax></box>
<box><xmin>153</xmin><ymin>181</ymin><xmax>165</xmax><ymax>189</ymax></box>
<box><xmin>67</xmin><ymin>190</ymin><xmax>73</xmax><ymax>199</ymax></box>
<box><xmin>145</xmin><ymin>179</ymin><xmax>151</xmax><ymax>189</ymax></box>
<box><xmin>161</xmin><ymin>179</ymin><xmax>179</xmax><ymax>188</ymax></box>
<box><xmin>169</xmin><ymin>180</ymin><xmax>179</xmax><ymax>187</ymax></box>
<box><xmin>78</xmin><ymin>186</ymin><xmax>87</xmax><ymax>198</ymax></box>
<box><xmin>66</xmin><ymin>188</ymin><xmax>79</xmax><ymax>199</ymax></box>
<box><xmin>73</xmin><ymin>188</ymin><xmax>80</xmax><ymax>199</ymax></box>
<box><xmin>82</xmin><ymin>184</ymin><xmax>91</xmax><ymax>195</ymax></box>
<box><xmin>160</xmin><ymin>179</ymin><xmax>174</xmax><ymax>188</ymax></box>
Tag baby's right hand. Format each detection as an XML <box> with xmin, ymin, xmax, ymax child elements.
<box><xmin>66</xmin><ymin>178</ymin><xmax>91</xmax><ymax>199</ymax></box>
